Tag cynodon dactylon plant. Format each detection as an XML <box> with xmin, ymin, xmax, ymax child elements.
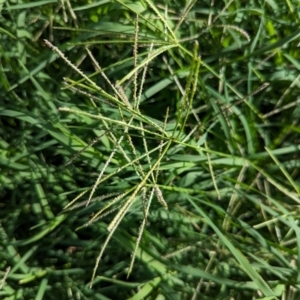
<box><xmin>45</xmin><ymin>9</ymin><xmax>202</xmax><ymax>286</ymax></box>
<box><xmin>44</xmin><ymin>1</ymin><xmax>266</xmax><ymax>291</ymax></box>
<box><xmin>2</xmin><ymin>0</ymin><xmax>300</xmax><ymax>298</ymax></box>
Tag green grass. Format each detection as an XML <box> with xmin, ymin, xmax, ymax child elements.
<box><xmin>1</xmin><ymin>0</ymin><xmax>300</xmax><ymax>299</ymax></box>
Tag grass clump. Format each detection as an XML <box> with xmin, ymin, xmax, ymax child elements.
<box><xmin>1</xmin><ymin>1</ymin><xmax>300</xmax><ymax>299</ymax></box>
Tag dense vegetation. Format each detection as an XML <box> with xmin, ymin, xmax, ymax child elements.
<box><xmin>1</xmin><ymin>1</ymin><xmax>300</xmax><ymax>299</ymax></box>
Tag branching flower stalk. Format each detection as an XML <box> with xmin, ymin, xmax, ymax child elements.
<box><xmin>45</xmin><ymin>7</ymin><xmax>202</xmax><ymax>288</ymax></box>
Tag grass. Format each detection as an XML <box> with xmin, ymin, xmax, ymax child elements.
<box><xmin>1</xmin><ymin>0</ymin><xmax>300</xmax><ymax>299</ymax></box>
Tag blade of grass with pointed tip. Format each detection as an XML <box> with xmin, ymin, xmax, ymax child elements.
<box><xmin>187</xmin><ymin>197</ymin><xmax>276</xmax><ymax>297</ymax></box>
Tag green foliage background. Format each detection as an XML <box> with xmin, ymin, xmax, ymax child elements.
<box><xmin>1</xmin><ymin>0</ymin><xmax>300</xmax><ymax>299</ymax></box>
